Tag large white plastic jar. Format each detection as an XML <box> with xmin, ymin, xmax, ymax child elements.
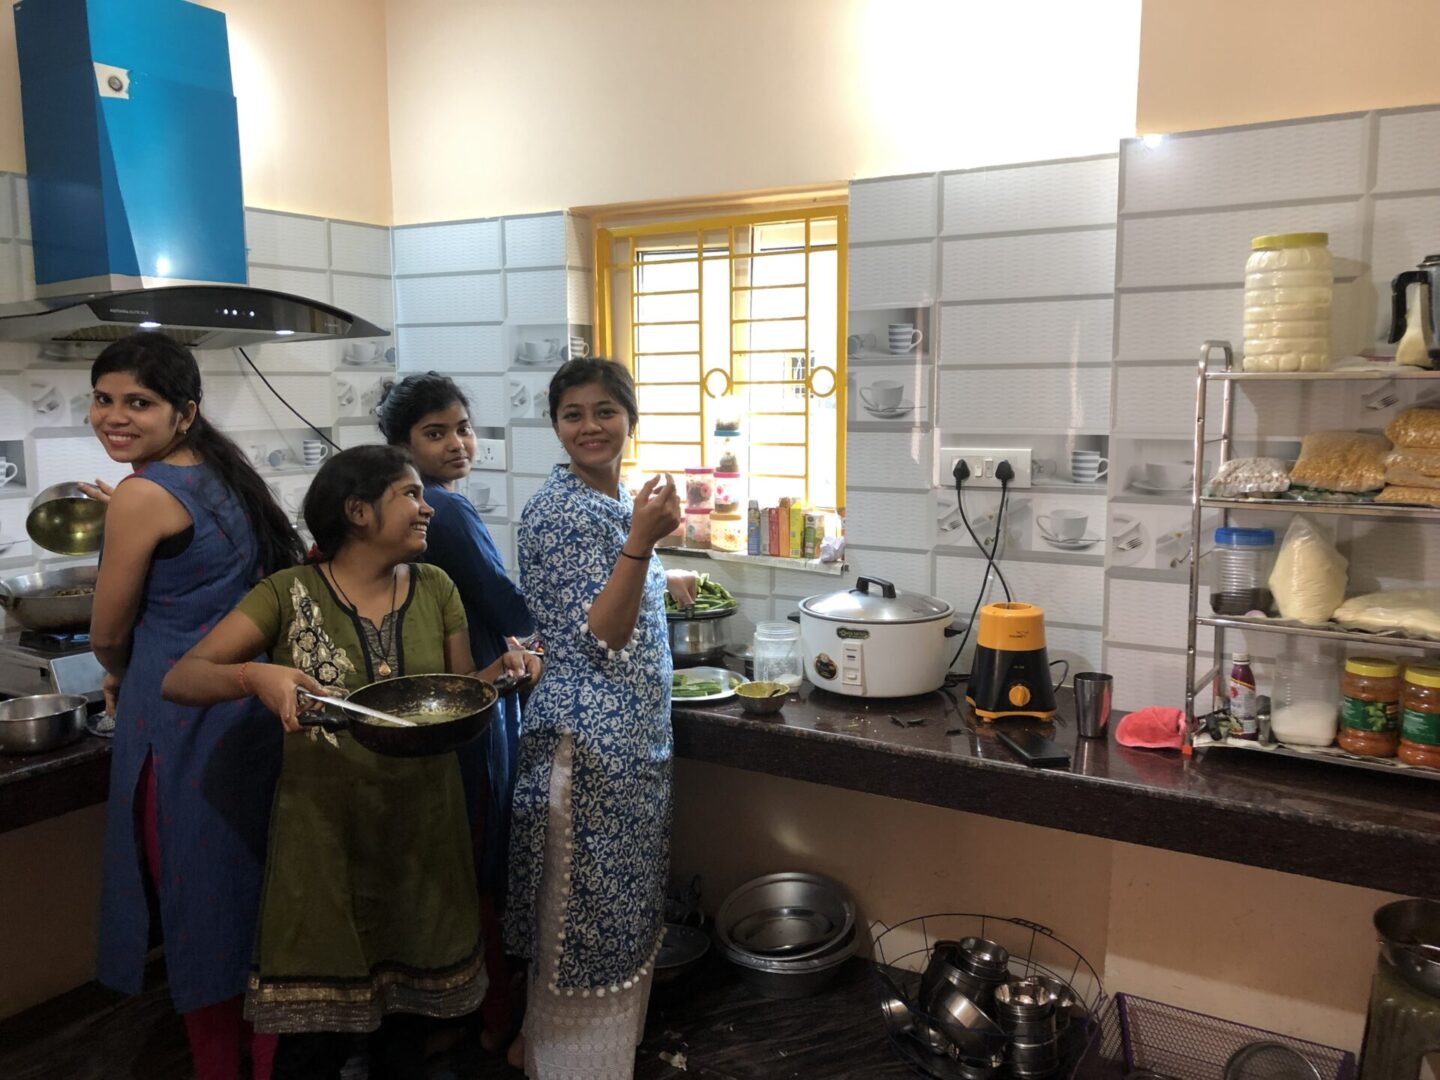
<box><xmin>1242</xmin><ymin>232</ymin><xmax>1333</xmax><ymax>372</ymax></box>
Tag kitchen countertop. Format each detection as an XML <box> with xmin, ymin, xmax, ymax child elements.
<box><xmin>4</xmin><ymin>687</ymin><xmax>1437</xmax><ymax>898</ymax></box>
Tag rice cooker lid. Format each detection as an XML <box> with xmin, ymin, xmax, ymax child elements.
<box><xmin>801</xmin><ymin>576</ymin><xmax>953</xmax><ymax>624</ymax></box>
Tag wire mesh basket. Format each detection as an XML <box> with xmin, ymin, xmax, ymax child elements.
<box><xmin>1071</xmin><ymin>993</ymin><xmax>1357</xmax><ymax>1079</ymax></box>
<box><xmin>870</xmin><ymin>913</ymin><xmax>1106</xmax><ymax>1079</ymax></box>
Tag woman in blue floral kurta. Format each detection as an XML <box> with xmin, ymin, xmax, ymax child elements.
<box><xmin>505</xmin><ymin>359</ymin><xmax>694</xmax><ymax>1079</ymax></box>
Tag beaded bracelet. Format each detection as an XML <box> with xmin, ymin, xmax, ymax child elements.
<box><xmin>237</xmin><ymin>661</ymin><xmax>253</xmax><ymax>695</ymax></box>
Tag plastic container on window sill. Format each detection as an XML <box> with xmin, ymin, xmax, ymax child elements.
<box><xmin>685</xmin><ymin>468</ymin><xmax>715</xmax><ymax>512</ymax></box>
<box><xmin>714</xmin><ymin>472</ymin><xmax>742</xmax><ymax>514</ymax></box>
<box><xmin>684</xmin><ymin>508</ymin><xmax>712</xmax><ymax>549</ymax></box>
<box><xmin>712</xmin><ymin>512</ymin><xmax>745</xmax><ymax>552</ymax></box>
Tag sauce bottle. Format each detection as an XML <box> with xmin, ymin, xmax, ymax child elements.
<box><xmin>1228</xmin><ymin>653</ymin><xmax>1259</xmax><ymax>739</ymax></box>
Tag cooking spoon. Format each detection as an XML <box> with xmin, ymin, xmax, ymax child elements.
<box><xmin>298</xmin><ymin>689</ymin><xmax>418</xmax><ymax>727</ymax></box>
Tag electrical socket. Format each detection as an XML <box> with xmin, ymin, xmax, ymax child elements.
<box><xmin>473</xmin><ymin>437</ymin><xmax>507</xmax><ymax>472</ymax></box>
<box><xmin>948</xmin><ymin>448</ymin><xmax>1032</xmax><ymax>489</ymax></box>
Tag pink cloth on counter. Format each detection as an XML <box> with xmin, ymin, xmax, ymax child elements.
<box><xmin>1115</xmin><ymin>707</ymin><xmax>1187</xmax><ymax>749</ymax></box>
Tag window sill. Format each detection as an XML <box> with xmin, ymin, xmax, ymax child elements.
<box><xmin>656</xmin><ymin>546</ymin><xmax>848</xmax><ymax>576</ymax></box>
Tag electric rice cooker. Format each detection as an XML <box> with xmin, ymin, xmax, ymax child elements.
<box><xmin>796</xmin><ymin>576</ymin><xmax>962</xmax><ymax>698</ymax></box>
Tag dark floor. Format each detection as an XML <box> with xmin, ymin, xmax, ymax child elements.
<box><xmin>0</xmin><ymin>957</ymin><xmax>916</xmax><ymax>1080</ymax></box>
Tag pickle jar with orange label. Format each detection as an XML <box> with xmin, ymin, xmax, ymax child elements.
<box><xmin>1399</xmin><ymin>665</ymin><xmax>1440</xmax><ymax>769</ymax></box>
<box><xmin>1337</xmin><ymin>657</ymin><xmax>1401</xmax><ymax>757</ymax></box>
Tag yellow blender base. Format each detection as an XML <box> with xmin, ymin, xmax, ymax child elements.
<box><xmin>966</xmin><ymin>601</ymin><xmax>1058</xmax><ymax>722</ymax></box>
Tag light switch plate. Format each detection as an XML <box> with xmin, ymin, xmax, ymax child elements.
<box><xmin>474</xmin><ymin>437</ymin><xmax>506</xmax><ymax>471</ymax></box>
<box><xmin>947</xmin><ymin>448</ymin><xmax>1032</xmax><ymax>489</ymax></box>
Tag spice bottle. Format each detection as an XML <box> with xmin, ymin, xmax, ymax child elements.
<box><xmin>1227</xmin><ymin>653</ymin><xmax>1259</xmax><ymax>739</ymax></box>
<box><xmin>1399</xmin><ymin>664</ymin><xmax>1440</xmax><ymax>769</ymax></box>
<box><xmin>747</xmin><ymin>500</ymin><xmax>761</xmax><ymax>555</ymax></box>
<box><xmin>1338</xmin><ymin>657</ymin><xmax>1401</xmax><ymax>757</ymax></box>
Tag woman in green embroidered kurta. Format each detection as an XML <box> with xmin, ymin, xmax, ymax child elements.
<box><xmin>164</xmin><ymin>445</ymin><xmax>540</xmax><ymax>1079</ymax></box>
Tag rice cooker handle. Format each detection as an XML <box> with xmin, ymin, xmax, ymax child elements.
<box><xmin>944</xmin><ymin>619</ymin><xmax>966</xmax><ymax>638</ymax></box>
<box><xmin>786</xmin><ymin>611</ymin><xmax>801</xmax><ymax>624</ymax></box>
<box><xmin>854</xmin><ymin>576</ymin><xmax>896</xmax><ymax>599</ymax></box>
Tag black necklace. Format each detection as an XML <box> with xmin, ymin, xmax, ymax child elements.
<box><xmin>327</xmin><ymin>563</ymin><xmax>400</xmax><ymax>678</ymax></box>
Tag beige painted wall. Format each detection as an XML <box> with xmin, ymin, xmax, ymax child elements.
<box><xmin>1137</xmin><ymin>0</ymin><xmax>1440</xmax><ymax>134</ymax></box>
<box><xmin>674</xmin><ymin>760</ymin><xmax>1399</xmax><ymax>1052</ymax></box>
<box><xmin>0</xmin><ymin>0</ymin><xmax>393</xmax><ymax>225</ymax></box>
<box><xmin>383</xmin><ymin>0</ymin><xmax>1142</xmax><ymax>223</ymax></box>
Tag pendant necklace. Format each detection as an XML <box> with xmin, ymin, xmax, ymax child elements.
<box><xmin>328</xmin><ymin>563</ymin><xmax>400</xmax><ymax>677</ymax></box>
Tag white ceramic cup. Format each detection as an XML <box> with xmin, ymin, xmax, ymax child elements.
<box><xmin>887</xmin><ymin>324</ymin><xmax>922</xmax><ymax>354</ymax></box>
<box><xmin>569</xmin><ymin>336</ymin><xmax>590</xmax><ymax>359</ymax></box>
<box><xmin>522</xmin><ymin>341</ymin><xmax>550</xmax><ymax>363</ymax></box>
<box><xmin>302</xmin><ymin>440</ymin><xmax>329</xmax><ymax>465</ymax></box>
<box><xmin>1071</xmin><ymin>450</ymin><xmax>1109</xmax><ymax>482</ymax></box>
<box><xmin>336</xmin><ymin>379</ymin><xmax>357</xmax><ymax>410</ymax></box>
<box><xmin>470</xmin><ymin>481</ymin><xmax>491</xmax><ymax>508</ymax></box>
<box><xmin>267</xmin><ymin>448</ymin><xmax>289</xmax><ymax>469</ymax></box>
<box><xmin>860</xmin><ymin>380</ymin><xmax>905</xmax><ymax>410</ymax></box>
<box><xmin>346</xmin><ymin>342</ymin><xmax>381</xmax><ymax>366</ymax></box>
<box><xmin>1038</xmin><ymin>509</ymin><xmax>1088</xmax><ymax>541</ymax></box>
<box><xmin>1144</xmin><ymin>461</ymin><xmax>1192</xmax><ymax>489</ymax></box>
<box><xmin>0</xmin><ymin>459</ymin><xmax>17</xmax><ymax>487</ymax></box>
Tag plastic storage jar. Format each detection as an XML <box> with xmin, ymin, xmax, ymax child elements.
<box><xmin>714</xmin><ymin>472</ymin><xmax>742</xmax><ymax>514</ymax></box>
<box><xmin>753</xmin><ymin>620</ymin><xmax>803</xmax><ymax>691</ymax></box>
<box><xmin>1242</xmin><ymin>232</ymin><xmax>1332</xmax><ymax>372</ymax></box>
<box><xmin>1209</xmin><ymin>527</ymin><xmax>1276</xmax><ymax>615</ymax></box>
<box><xmin>711</xmin><ymin>512</ymin><xmax>745</xmax><ymax>552</ymax></box>
<box><xmin>1338</xmin><ymin>656</ymin><xmax>1401</xmax><ymax>757</ymax></box>
<box><xmin>1270</xmin><ymin>655</ymin><xmax>1340</xmax><ymax>746</ymax></box>
<box><xmin>1399</xmin><ymin>664</ymin><xmax>1440</xmax><ymax>769</ymax></box>
<box><xmin>684</xmin><ymin>508</ymin><xmax>712</xmax><ymax>549</ymax></box>
<box><xmin>684</xmin><ymin>467</ymin><xmax>715</xmax><ymax>512</ymax></box>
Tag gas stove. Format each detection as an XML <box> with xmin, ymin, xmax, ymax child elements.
<box><xmin>0</xmin><ymin>630</ymin><xmax>106</xmax><ymax>701</ymax></box>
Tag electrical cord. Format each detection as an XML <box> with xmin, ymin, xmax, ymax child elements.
<box><xmin>235</xmin><ymin>346</ymin><xmax>342</xmax><ymax>451</ymax></box>
<box><xmin>943</xmin><ymin>459</ymin><xmax>1014</xmax><ymax>685</ymax></box>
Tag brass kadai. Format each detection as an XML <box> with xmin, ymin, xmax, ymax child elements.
<box><xmin>26</xmin><ymin>483</ymin><xmax>107</xmax><ymax>555</ymax></box>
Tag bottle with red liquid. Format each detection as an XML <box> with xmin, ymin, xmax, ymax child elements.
<box><xmin>1227</xmin><ymin>653</ymin><xmax>1259</xmax><ymax>739</ymax></box>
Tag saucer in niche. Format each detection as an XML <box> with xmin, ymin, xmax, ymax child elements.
<box><xmin>471</xmin><ymin>502</ymin><xmax>499</xmax><ymax>513</ymax></box>
<box><xmin>514</xmin><ymin>354</ymin><xmax>560</xmax><ymax>367</ymax></box>
<box><xmin>861</xmin><ymin>403</ymin><xmax>916</xmax><ymax>419</ymax></box>
<box><xmin>1039</xmin><ymin>533</ymin><xmax>1102</xmax><ymax>551</ymax></box>
<box><xmin>1130</xmin><ymin>479</ymin><xmax>1192</xmax><ymax>494</ymax></box>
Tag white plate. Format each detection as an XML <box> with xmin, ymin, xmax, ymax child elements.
<box><xmin>1130</xmin><ymin>479</ymin><xmax>1192</xmax><ymax>494</ymax></box>
<box><xmin>471</xmin><ymin>502</ymin><xmax>498</xmax><ymax>513</ymax></box>
<box><xmin>671</xmin><ymin>665</ymin><xmax>748</xmax><ymax>702</ymax></box>
<box><xmin>515</xmin><ymin>355</ymin><xmax>559</xmax><ymax>366</ymax></box>
<box><xmin>861</xmin><ymin>404</ymin><xmax>916</xmax><ymax>419</ymax></box>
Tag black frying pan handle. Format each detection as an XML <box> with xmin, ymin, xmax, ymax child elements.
<box><xmin>492</xmin><ymin>672</ymin><xmax>530</xmax><ymax>695</ymax></box>
<box><xmin>297</xmin><ymin>713</ymin><xmax>348</xmax><ymax>733</ymax></box>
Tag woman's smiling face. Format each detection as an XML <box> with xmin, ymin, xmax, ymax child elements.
<box><xmin>90</xmin><ymin>370</ymin><xmax>194</xmax><ymax>465</ymax></box>
<box><xmin>554</xmin><ymin>382</ymin><xmax>631</xmax><ymax>471</ymax></box>
<box><xmin>407</xmin><ymin>402</ymin><xmax>475</xmax><ymax>486</ymax></box>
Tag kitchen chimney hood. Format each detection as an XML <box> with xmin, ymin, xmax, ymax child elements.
<box><xmin>0</xmin><ymin>285</ymin><xmax>387</xmax><ymax>349</ymax></box>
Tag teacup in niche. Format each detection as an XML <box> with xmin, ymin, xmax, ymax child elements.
<box><xmin>1038</xmin><ymin>509</ymin><xmax>1088</xmax><ymax>541</ymax></box>
<box><xmin>860</xmin><ymin>380</ymin><xmax>904</xmax><ymax>411</ymax></box>
<box><xmin>1144</xmin><ymin>461</ymin><xmax>1192</xmax><ymax>490</ymax></box>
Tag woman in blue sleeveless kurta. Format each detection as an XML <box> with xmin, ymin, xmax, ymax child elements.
<box><xmin>84</xmin><ymin>333</ymin><xmax>303</xmax><ymax>1080</ymax></box>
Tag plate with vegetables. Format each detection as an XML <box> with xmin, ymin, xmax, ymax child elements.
<box><xmin>664</xmin><ymin>574</ymin><xmax>739</xmax><ymax>620</ymax></box>
<box><xmin>671</xmin><ymin>666</ymin><xmax>748</xmax><ymax>702</ymax></box>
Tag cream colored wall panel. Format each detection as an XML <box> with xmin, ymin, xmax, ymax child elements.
<box><xmin>942</xmin><ymin>230</ymin><xmax>1115</xmax><ymax>301</ymax></box>
<box><xmin>1045</xmin><ymin>625</ymin><xmax>1104</xmax><ymax>675</ymax></box>
<box><xmin>1105</xmin><ymin>578</ymin><xmax>1195</xmax><ymax>651</ymax></box>
<box><xmin>510</xmin><ymin>423</ymin><xmax>565</xmax><ymax>475</ymax></box>
<box><xmin>0</xmin><ymin>176</ymin><xmax>14</xmax><ymax>239</ymax></box>
<box><xmin>245</xmin><ymin>210</ymin><xmax>328</xmax><ymax>269</ymax></box>
<box><xmin>504</xmin><ymin>214</ymin><xmax>566</xmax><ymax>268</ymax></box>
<box><xmin>567</xmin><ymin>270</ymin><xmax>593</xmax><ymax>325</ymax></box>
<box><xmin>1118</xmin><ymin>202</ymin><xmax>1361</xmax><ymax>289</ymax></box>
<box><xmin>0</xmin><ymin>241</ymin><xmax>20</xmax><ymax>306</ymax></box>
<box><xmin>1371</xmin><ymin>195</ymin><xmax>1440</xmax><ymax>297</ymax></box>
<box><xmin>34</xmin><ymin>436</ymin><xmax>129</xmax><ymax>492</ymax></box>
<box><xmin>843</xmin><ymin>491</ymin><xmax>933</xmax><ymax>550</ymax></box>
<box><xmin>938</xmin><ymin>367</ymin><xmax>1109</xmax><ymax>434</ymax></box>
<box><xmin>505</xmin><ymin>269</ymin><xmax>567</xmax><ymax>324</ymax></box>
<box><xmin>204</xmin><ymin>373</ymin><xmax>335</xmax><ymax>431</ymax></box>
<box><xmin>14</xmin><ymin>176</ymin><xmax>30</xmax><ymax>241</ymax></box>
<box><xmin>0</xmin><ymin>373</ymin><xmax>26</xmax><ymax>431</ymax></box>
<box><xmin>494</xmin><ymin>522</ymin><xmax>516</xmax><ymax>572</ymax></box>
<box><xmin>16</xmin><ymin>242</ymin><xmax>34</xmax><ymax>301</ymax></box>
<box><xmin>814</xmin><ymin>547</ymin><xmax>935</xmax><ymax>601</ymax></box>
<box><xmin>447</xmin><ymin>374</ymin><xmax>508</xmax><ymax>429</ymax></box>
<box><xmin>849</xmin><ymin>242</ymin><xmax>935</xmax><ymax>307</ymax></box>
<box><xmin>397</xmin><ymin>325</ymin><xmax>506</xmax><ymax>374</ymax></box>
<box><xmin>329</xmin><ymin>222</ymin><xmax>391</xmax><ymax>276</ymax></box>
<box><xmin>0</xmin><ymin>499</ymin><xmax>33</xmax><ymax>561</ymax></box>
<box><xmin>940</xmin><ymin>299</ymin><xmax>1112</xmax><ymax>366</ymax></box>
<box><xmin>1121</xmin><ymin>118</ymin><xmax>1366</xmax><ymax>213</ymax></box>
<box><xmin>510</xmin><ymin>473</ymin><xmax>549</xmax><ymax>520</ymax></box>
<box><xmin>845</xmin><ymin>432</ymin><xmax>932</xmax><ymax>490</ymax></box>
<box><xmin>393</xmin><ymin>220</ymin><xmax>502</xmax><ymax>275</ymax></box>
<box><xmin>246</xmin><ymin>264</ymin><xmax>330</xmax><ymax>302</ymax></box>
<box><xmin>335</xmin><ymin>422</ymin><xmax>383</xmax><ymax>450</ymax></box>
<box><xmin>1104</xmin><ymin>644</ymin><xmax>1188</xmax><ymax>712</ymax></box>
<box><xmin>1375</xmin><ymin>108</ymin><xmax>1440</xmax><ymax>193</ymax></box>
<box><xmin>331</xmin><ymin>273</ymin><xmax>393</xmax><ymax>331</ymax></box>
<box><xmin>1116</xmin><ymin>288</ymin><xmax>1243</xmax><ymax>362</ymax></box>
<box><xmin>936</xmin><ymin>556</ymin><xmax>1103</xmax><ymax>628</ymax></box>
<box><xmin>1344</xmin><ymin>520</ymin><xmax>1440</xmax><ymax>594</ymax></box>
<box><xmin>395</xmin><ymin>273</ymin><xmax>503</xmax><ymax>325</ymax></box>
<box><xmin>565</xmin><ymin>214</ymin><xmax>593</xmax><ymax>268</ymax></box>
<box><xmin>849</xmin><ymin>175</ymin><xmax>939</xmax><ymax>243</ymax></box>
<box><xmin>1113</xmin><ymin>365</ymin><xmax>1221</xmax><ymax>436</ymax></box>
<box><xmin>1231</xmin><ymin>379</ymin><xmax>1350</xmax><ymax>437</ymax></box>
<box><xmin>943</xmin><ymin>157</ymin><xmax>1118</xmax><ymax>235</ymax></box>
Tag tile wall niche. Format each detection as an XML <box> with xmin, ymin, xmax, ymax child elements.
<box><xmin>1106</xmin><ymin>105</ymin><xmax>1440</xmax><ymax>711</ymax></box>
<box><xmin>0</xmin><ymin>184</ymin><xmax>395</xmax><ymax>630</ymax></box>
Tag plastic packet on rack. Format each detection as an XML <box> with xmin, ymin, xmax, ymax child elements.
<box><xmin>1386</xmin><ymin>447</ymin><xmax>1440</xmax><ymax>489</ymax></box>
<box><xmin>1332</xmin><ymin>588</ymin><xmax>1440</xmax><ymax>640</ymax></box>
<box><xmin>1203</xmin><ymin>458</ymin><xmax>1291</xmax><ymax>498</ymax></box>
<box><xmin>1268</xmin><ymin>516</ymin><xmax>1347</xmax><ymax>624</ymax></box>
<box><xmin>1376</xmin><ymin>485</ymin><xmax>1440</xmax><ymax>506</ymax></box>
<box><xmin>1385</xmin><ymin>407</ymin><xmax>1440</xmax><ymax>449</ymax></box>
<box><xmin>1287</xmin><ymin>431</ymin><xmax>1390</xmax><ymax>493</ymax></box>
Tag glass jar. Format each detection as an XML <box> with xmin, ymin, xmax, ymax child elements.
<box><xmin>1242</xmin><ymin>232</ymin><xmax>1332</xmax><ymax>372</ymax></box>
<box><xmin>1209</xmin><ymin>527</ymin><xmax>1276</xmax><ymax>615</ymax></box>
<box><xmin>684</xmin><ymin>508</ymin><xmax>712</xmax><ymax>549</ymax></box>
<box><xmin>1400</xmin><ymin>664</ymin><xmax>1440</xmax><ymax>769</ymax></box>
<box><xmin>753</xmin><ymin>620</ymin><xmax>803</xmax><ymax>691</ymax></box>
<box><xmin>711</xmin><ymin>512</ymin><xmax>745</xmax><ymax>552</ymax></box>
<box><xmin>1270</xmin><ymin>654</ymin><xmax>1340</xmax><ymax>747</ymax></box>
<box><xmin>684</xmin><ymin>467</ymin><xmax>714</xmax><ymax>512</ymax></box>
<box><xmin>1338</xmin><ymin>656</ymin><xmax>1401</xmax><ymax>757</ymax></box>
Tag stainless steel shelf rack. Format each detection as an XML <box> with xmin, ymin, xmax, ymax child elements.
<box><xmin>1183</xmin><ymin>340</ymin><xmax>1440</xmax><ymax>750</ymax></box>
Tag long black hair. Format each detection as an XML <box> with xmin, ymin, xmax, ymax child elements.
<box><xmin>90</xmin><ymin>332</ymin><xmax>304</xmax><ymax>577</ymax></box>
<box><xmin>375</xmin><ymin>371</ymin><xmax>469</xmax><ymax>445</ymax></box>
<box><xmin>547</xmin><ymin>358</ymin><xmax>638</xmax><ymax>427</ymax></box>
<box><xmin>303</xmin><ymin>445</ymin><xmax>416</xmax><ymax>562</ymax></box>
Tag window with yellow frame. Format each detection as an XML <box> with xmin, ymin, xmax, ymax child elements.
<box><xmin>594</xmin><ymin>206</ymin><xmax>847</xmax><ymax>512</ymax></box>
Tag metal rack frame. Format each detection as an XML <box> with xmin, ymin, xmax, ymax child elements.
<box><xmin>1183</xmin><ymin>341</ymin><xmax>1440</xmax><ymax>750</ymax></box>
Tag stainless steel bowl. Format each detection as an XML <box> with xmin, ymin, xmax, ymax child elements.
<box><xmin>667</xmin><ymin>607</ymin><xmax>735</xmax><ymax>667</ymax></box>
<box><xmin>0</xmin><ymin>693</ymin><xmax>88</xmax><ymax>755</ymax></box>
<box><xmin>26</xmin><ymin>483</ymin><xmax>107</xmax><ymax>556</ymax></box>
<box><xmin>958</xmin><ymin>937</ymin><xmax>1011</xmax><ymax>981</ymax></box>
<box><xmin>717</xmin><ymin>871</ymin><xmax>856</xmax><ymax>961</ymax></box>
<box><xmin>653</xmin><ymin>922</ymin><xmax>710</xmax><ymax>987</ymax></box>
<box><xmin>929</xmin><ymin>982</ymin><xmax>1008</xmax><ymax>1062</ymax></box>
<box><xmin>719</xmin><ymin>923</ymin><xmax>857</xmax><ymax>999</ymax></box>
<box><xmin>1375</xmin><ymin>898</ymin><xmax>1440</xmax><ymax>998</ymax></box>
<box><xmin>993</xmin><ymin>978</ymin><xmax>1057</xmax><ymax>1024</ymax></box>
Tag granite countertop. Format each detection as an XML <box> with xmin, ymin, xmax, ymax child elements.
<box><xmin>672</xmin><ymin>682</ymin><xmax>1440</xmax><ymax>899</ymax></box>
<box><xmin>5</xmin><ymin>685</ymin><xmax>1437</xmax><ymax>898</ymax></box>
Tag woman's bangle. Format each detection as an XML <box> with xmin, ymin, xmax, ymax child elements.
<box><xmin>620</xmin><ymin>547</ymin><xmax>651</xmax><ymax>561</ymax></box>
<box><xmin>237</xmin><ymin>661</ymin><xmax>253</xmax><ymax>695</ymax></box>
